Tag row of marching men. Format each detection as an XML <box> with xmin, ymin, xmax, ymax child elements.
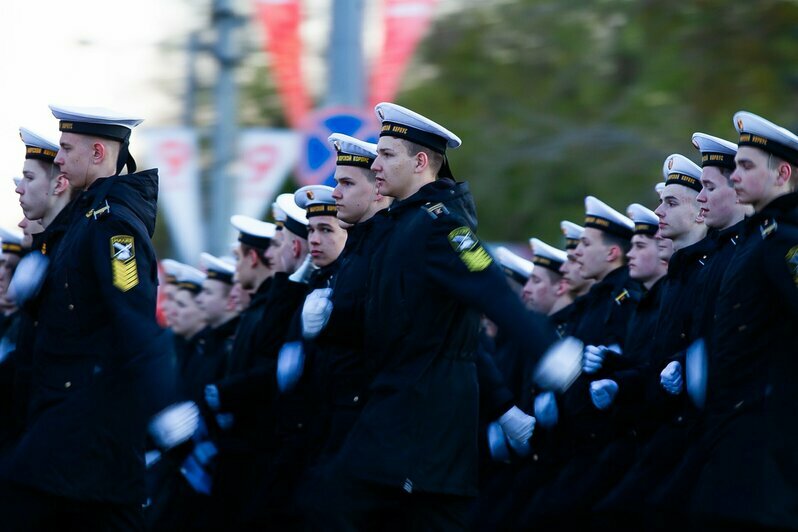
<box><xmin>146</xmin><ymin>106</ymin><xmax>798</xmax><ymax>530</ymax></box>
<box><xmin>472</xmin><ymin>111</ymin><xmax>798</xmax><ymax>530</ymax></box>
<box><xmin>1</xmin><ymin>101</ymin><xmax>796</xmax><ymax>530</ymax></box>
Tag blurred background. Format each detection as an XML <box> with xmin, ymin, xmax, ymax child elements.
<box><xmin>2</xmin><ymin>0</ymin><xmax>798</xmax><ymax>261</ymax></box>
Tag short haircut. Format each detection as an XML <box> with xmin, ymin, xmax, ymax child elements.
<box><xmin>240</xmin><ymin>243</ymin><xmax>273</xmax><ymax>268</ymax></box>
<box><xmin>600</xmin><ymin>231</ymin><xmax>631</xmax><ymax>258</ymax></box>
<box><xmin>767</xmin><ymin>153</ymin><xmax>798</xmax><ymax>191</ymax></box>
<box><xmin>399</xmin><ymin>139</ymin><xmax>444</xmax><ymax>176</ymax></box>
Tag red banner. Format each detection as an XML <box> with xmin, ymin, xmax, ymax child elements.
<box><xmin>254</xmin><ymin>0</ymin><xmax>311</xmax><ymax>128</ymax></box>
<box><xmin>368</xmin><ymin>0</ymin><xmax>438</xmax><ymax>108</ymax></box>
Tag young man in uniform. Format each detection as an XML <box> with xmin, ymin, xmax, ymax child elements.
<box><xmin>314</xmin><ymin>103</ymin><xmax>561</xmax><ymax>530</ymax></box>
<box><xmin>689</xmin><ymin>111</ymin><xmax>798</xmax><ymax>528</ymax></box>
<box><xmin>0</xmin><ymin>104</ymin><xmax>174</xmax><ymax>530</ymax></box>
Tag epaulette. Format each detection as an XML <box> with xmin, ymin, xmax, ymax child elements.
<box><xmin>760</xmin><ymin>218</ymin><xmax>778</xmax><ymax>239</ymax></box>
<box><xmin>422</xmin><ymin>202</ymin><xmax>449</xmax><ymax>220</ymax></box>
<box><xmin>85</xmin><ymin>199</ymin><xmax>111</xmax><ymax>221</ymax></box>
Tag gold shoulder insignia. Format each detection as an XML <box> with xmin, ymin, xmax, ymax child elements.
<box><xmin>786</xmin><ymin>245</ymin><xmax>798</xmax><ymax>288</ymax></box>
<box><xmin>760</xmin><ymin>219</ymin><xmax>778</xmax><ymax>239</ymax></box>
<box><xmin>423</xmin><ymin>202</ymin><xmax>449</xmax><ymax>219</ymax></box>
<box><xmin>110</xmin><ymin>235</ymin><xmax>138</xmax><ymax>292</ymax></box>
<box><xmin>86</xmin><ymin>200</ymin><xmax>111</xmax><ymax>220</ymax></box>
<box><xmin>614</xmin><ymin>289</ymin><xmax>630</xmax><ymax>305</ymax></box>
<box><xmin>41</xmin><ymin>242</ymin><xmax>47</xmax><ymax>255</ymax></box>
<box><xmin>448</xmin><ymin>226</ymin><xmax>492</xmax><ymax>272</ymax></box>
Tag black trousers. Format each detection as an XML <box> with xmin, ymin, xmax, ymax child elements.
<box><xmin>300</xmin><ymin>470</ymin><xmax>473</xmax><ymax>532</ymax></box>
<box><xmin>0</xmin><ymin>480</ymin><xmax>144</xmax><ymax>531</ymax></box>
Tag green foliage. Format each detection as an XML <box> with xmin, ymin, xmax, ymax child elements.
<box><xmin>397</xmin><ymin>0</ymin><xmax>798</xmax><ymax>246</ymax></box>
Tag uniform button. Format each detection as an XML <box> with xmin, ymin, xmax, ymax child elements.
<box><xmin>676</xmin><ymin>416</ymin><xmax>683</xmax><ymax>422</ymax></box>
<box><xmin>532</xmin><ymin>453</ymin><xmax>539</xmax><ymax>462</ymax></box>
<box><xmin>64</xmin><ymin>381</ymin><xmax>72</xmax><ymax>389</ymax></box>
<box><xmin>33</xmin><ymin>321</ymin><xmax>38</xmax><ymax>327</ymax></box>
<box><xmin>353</xmin><ymin>395</ymin><xmax>359</xmax><ymax>403</ymax></box>
<box><xmin>738</xmin><ymin>325</ymin><xmax>747</xmax><ymax>332</ymax></box>
<box><xmin>64</xmin><ymin>283</ymin><xmax>69</xmax><ymax>289</ymax></box>
<box><xmin>589</xmin><ymin>432</ymin><xmax>596</xmax><ymax>439</ymax></box>
<box><xmin>680</xmin><ymin>333</ymin><xmax>686</xmax><ymax>339</ymax></box>
<box><xmin>297</xmin><ymin>423</ymin><xmax>303</xmax><ymax>429</ymax></box>
<box><xmin>733</xmin><ymin>303</ymin><xmax>741</xmax><ymax>309</ymax></box>
<box><xmin>734</xmin><ymin>400</ymin><xmax>744</xmax><ymax>410</ymax></box>
<box><xmin>68</xmin><ymin>304</ymin><xmax>75</xmax><ymax>311</ymax></box>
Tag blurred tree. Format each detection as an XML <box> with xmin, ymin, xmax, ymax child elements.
<box><xmin>396</xmin><ymin>0</ymin><xmax>798</xmax><ymax>246</ymax></box>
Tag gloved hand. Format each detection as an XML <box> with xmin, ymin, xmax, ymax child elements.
<box><xmin>583</xmin><ymin>345</ymin><xmax>607</xmax><ymax>374</ymax></box>
<box><xmin>487</xmin><ymin>422</ymin><xmax>511</xmax><ymax>463</ymax></box>
<box><xmin>534</xmin><ymin>391</ymin><xmax>559</xmax><ymax>428</ymax></box>
<box><xmin>149</xmin><ymin>401</ymin><xmax>200</xmax><ymax>450</ymax></box>
<box><xmin>204</xmin><ymin>384</ymin><xmax>221</xmax><ymax>411</ymax></box>
<box><xmin>533</xmin><ymin>336</ymin><xmax>584</xmax><ymax>392</ymax></box>
<box><xmin>276</xmin><ymin>341</ymin><xmax>305</xmax><ymax>392</ymax></box>
<box><xmin>660</xmin><ymin>361</ymin><xmax>684</xmax><ymax>395</ymax></box>
<box><xmin>193</xmin><ymin>441</ymin><xmax>219</xmax><ymax>466</ymax></box>
<box><xmin>215</xmin><ymin>413</ymin><xmax>234</xmax><ymax>430</ymax></box>
<box><xmin>590</xmin><ymin>379</ymin><xmax>619</xmax><ymax>410</ymax></box>
<box><xmin>301</xmin><ymin>288</ymin><xmax>334</xmax><ymax>339</ymax></box>
<box><xmin>7</xmin><ymin>251</ymin><xmax>49</xmax><ymax>305</ymax></box>
<box><xmin>507</xmin><ymin>433</ymin><xmax>532</xmax><ymax>458</ymax></box>
<box><xmin>288</xmin><ymin>254</ymin><xmax>316</xmax><ymax>284</ymax></box>
<box><xmin>498</xmin><ymin>405</ymin><xmax>535</xmax><ymax>443</ymax></box>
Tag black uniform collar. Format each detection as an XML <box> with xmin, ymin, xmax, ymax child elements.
<box><xmin>388</xmin><ymin>178</ymin><xmax>466</xmax><ymax>214</ymax></box>
<box><xmin>744</xmin><ymin>191</ymin><xmax>798</xmax><ymax>235</ymax></box>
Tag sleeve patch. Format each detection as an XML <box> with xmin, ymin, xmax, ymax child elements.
<box><xmin>448</xmin><ymin>226</ymin><xmax>493</xmax><ymax>272</ymax></box>
<box><xmin>110</xmin><ymin>235</ymin><xmax>139</xmax><ymax>292</ymax></box>
<box><xmin>786</xmin><ymin>245</ymin><xmax>798</xmax><ymax>287</ymax></box>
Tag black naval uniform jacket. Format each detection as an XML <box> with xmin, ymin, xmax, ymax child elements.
<box><xmin>4</xmin><ymin>171</ymin><xmax>175</xmax><ymax>504</ymax></box>
<box><xmin>556</xmin><ymin>266</ymin><xmax>640</xmax><ymax>449</ymax></box>
<box><xmin>0</xmin><ymin>203</ymin><xmax>75</xmax><ymax>451</ymax></box>
<box><xmin>338</xmin><ymin>179</ymin><xmax>556</xmax><ymax>497</ymax></box>
<box><xmin>306</xmin><ymin>215</ymin><xmax>390</xmax><ymax>461</ymax></box>
<box><xmin>692</xmin><ymin>192</ymin><xmax>798</xmax><ymax>528</ymax></box>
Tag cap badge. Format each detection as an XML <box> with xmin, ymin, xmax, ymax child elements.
<box><xmin>737</xmin><ymin>118</ymin><xmax>744</xmax><ymax>130</ymax></box>
<box><xmin>667</xmin><ymin>158</ymin><xmax>674</xmax><ymax>170</ymax></box>
<box><xmin>306</xmin><ymin>190</ymin><xmax>315</xmax><ymax>200</ymax></box>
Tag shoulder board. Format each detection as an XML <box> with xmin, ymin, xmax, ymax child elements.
<box><xmin>422</xmin><ymin>202</ymin><xmax>449</xmax><ymax>220</ymax></box>
<box><xmin>85</xmin><ymin>199</ymin><xmax>112</xmax><ymax>221</ymax></box>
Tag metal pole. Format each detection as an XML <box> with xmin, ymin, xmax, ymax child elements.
<box><xmin>184</xmin><ymin>31</ymin><xmax>200</xmax><ymax>128</ymax></box>
<box><xmin>326</xmin><ymin>0</ymin><xmax>365</xmax><ymax>108</ymax></box>
<box><xmin>210</xmin><ymin>0</ymin><xmax>242</xmax><ymax>255</ymax></box>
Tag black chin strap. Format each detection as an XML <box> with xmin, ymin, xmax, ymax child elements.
<box><xmin>116</xmin><ymin>135</ymin><xmax>136</xmax><ymax>175</ymax></box>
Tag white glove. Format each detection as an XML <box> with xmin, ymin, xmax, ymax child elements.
<box><xmin>583</xmin><ymin>345</ymin><xmax>606</xmax><ymax>374</ymax></box>
<box><xmin>276</xmin><ymin>341</ymin><xmax>305</xmax><ymax>392</ymax></box>
<box><xmin>193</xmin><ymin>441</ymin><xmax>219</xmax><ymax>466</ymax></box>
<box><xmin>507</xmin><ymin>434</ymin><xmax>532</xmax><ymax>457</ymax></box>
<box><xmin>685</xmin><ymin>339</ymin><xmax>708</xmax><ymax>409</ymax></box>
<box><xmin>590</xmin><ymin>379</ymin><xmax>619</xmax><ymax>410</ymax></box>
<box><xmin>498</xmin><ymin>405</ymin><xmax>535</xmax><ymax>443</ymax></box>
<box><xmin>204</xmin><ymin>384</ymin><xmax>221</xmax><ymax>411</ymax></box>
<box><xmin>487</xmin><ymin>422</ymin><xmax>511</xmax><ymax>463</ymax></box>
<box><xmin>301</xmin><ymin>288</ymin><xmax>334</xmax><ymax>339</ymax></box>
<box><xmin>534</xmin><ymin>391</ymin><xmax>559</xmax><ymax>428</ymax></box>
<box><xmin>288</xmin><ymin>254</ymin><xmax>316</xmax><ymax>284</ymax></box>
<box><xmin>533</xmin><ymin>336</ymin><xmax>584</xmax><ymax>392</ymax></box>
<box><xmin>149</xmin><ymin>401</ymin><xmax>200</xmax><ymax>450</ymax></box>
<box><xmin>215</xmin><ymin>413</ymin><xmax>235</xmax><ymax>430</ymax></box>
<box><xmin>7</xmin><ymin>251</ymin><xmax>49</xmax><ymax>305</ymax></box>
<box><xmin>660</xmin><ymin>361</ymin><xmax>684</xmax><ymax>395</ymax></box>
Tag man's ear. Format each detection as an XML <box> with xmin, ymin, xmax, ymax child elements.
<box><xmin>92</xmin><ymin>141</ymin><xmax>106</xmax><ymax>164</ymax></box>
<box><xmin>777</xmin><ymin>160</ymin><xmax>792</xmax><ymax>187</ymax></box>
<box><xmin>52</xmin><ymin>174</ymin><xmax>69</xmax><ymax>196</ymax></box>
<box><xmin>607</xmin><ymin>244</ymin><xmax>622</xmax><ymax>263</ymax></box>
<box><xmin>415</xmin><ymin>151</ymin><xmax>429</xmax><ymax>173</ymax></box>
<box><xmin>247</xmin><ymin>248</ymin><xmax>260</xmax><ymax>268</ymax></box>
